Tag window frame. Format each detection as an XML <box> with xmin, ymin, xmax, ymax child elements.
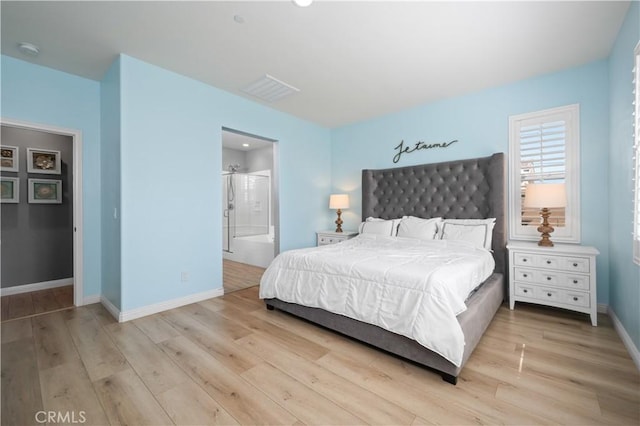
<box><xmin>508</xmin><ymin>104</ymin><xmax>581</xmax><ymax>243</ymax></box>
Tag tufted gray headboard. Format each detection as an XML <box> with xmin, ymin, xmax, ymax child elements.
<box><xmin>362</xmin><ymin>153</ymin><xmax>506</xmax><ymax>274</ymax></box>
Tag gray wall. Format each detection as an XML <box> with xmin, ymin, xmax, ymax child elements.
<box><xmin>222</xmin><ymin>148</ymin><xmax>246</xmax><ymax>172</ymax></box>
<box><xmin>246</xmin><ymin>146</ymin><xmax>273</xmax><ymax>173</ymax></box>
<box><xmin>222</xmin><ymin>146</ymin><xmax>274</xmax><ymax>173</ymax></box>
<box><xmin>1</xmin><ymin>126</ymin><xmax>73</xmax><ymax>287</ymax></box>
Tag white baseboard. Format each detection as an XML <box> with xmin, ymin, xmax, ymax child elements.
<box><xmin>83</xmin><ymin>295</ymin><xmax>101</xmax><ymax>305</ymax></box>
<box><xmin>101</xmin><ymin>288</ymin><xmax>224</xmax><ymax>323</ymax></box>
<box><xmin>1</xmin><ymin>278</ymin><xmax>73</xmax><ymax>296</ymax></box>
<box><xmin>608</xmin><ymin>306</ymin><xmax>640</xmax><ymax>372</ymax></box>
<box><xmin>597</xmin><ymin>303</ymin><xmax>608</xmax><ymax>314</ymax></box>
<box><xmin>100</xmin><ymin>296</ymin><xmax>121</xmax><ymax>321</ymax></box>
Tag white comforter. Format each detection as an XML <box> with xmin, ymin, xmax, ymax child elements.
<box><xmin>259</xmin><ymin>234</ymin><xmax>495</xmax><ymax>366</ymax></box>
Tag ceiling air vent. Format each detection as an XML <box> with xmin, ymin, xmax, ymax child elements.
<box><xmin>242</xmin><ymin>74</ymin><xmax>300</xmax><ymax>103</ymax></box>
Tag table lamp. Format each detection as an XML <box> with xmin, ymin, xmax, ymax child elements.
<box><xmin>329</xmin><ymin>194</ymin><xmax>349</xmax><ymax>233</ymax></box>
<box><xmin>523</xmin><ymin>183</ymin><xmax>566</xmax><ymax>247</ymax></box>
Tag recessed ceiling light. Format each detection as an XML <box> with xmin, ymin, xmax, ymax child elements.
<box><xmin>292</xmin><ymin>0</ymin><xmax>313</xmax><ymax>6</ymax></box>
<box><xmin>234</xmin><ymin>15</ymin><xmax>244</xmax><ymax>24</ymax></box>
<box><xmin>242</xmin><ymin>143</ymin><xmax>250</xmax><ymax>147</ymax></box>
<box><xmin>17</xmin><ymin>42</ymin><xmax>40</xmax><ymax>57</ymax></box>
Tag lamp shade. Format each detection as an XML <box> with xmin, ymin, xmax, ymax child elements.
<box><xmin>329</xmin><ymin>194</ymin><xmax>349</xmax><ymax>209</ymax></box>
<box><xmin>523</xmin><ymin>183</ymin><xmax>566</xmax><ymax>208</ymax></box>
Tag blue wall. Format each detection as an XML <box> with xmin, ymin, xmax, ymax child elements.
<box><xmin>100</xmin><ymin>57</ymin><xmax>122</xmax><ymax>309</ymax></box>
<box><xmin>1</xmin><ymin>54</ymin><xmax>331</xmax><ymax>312</ymax></box>
<box><xmin>118</xmin><ymin>55</ymin><xmax>331</xmax><ymax>311</ymax></box>
<box><xmin>332</xmin><ymin>60</ymin><xmax>611</xmax><ymax>304</ymax></box>
<box><xmin>609</xmin><ymin>2</ymin><xmax>640</xmax><ymax>350</ymax></box>
<box><xmin>1</xmin><ymin>55</ymin><xmax>102</xmax><ymax>299</ymax></box>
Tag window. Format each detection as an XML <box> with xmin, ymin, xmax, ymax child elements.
<box><xmin>633</xmin><ymin>44</ymin><xmax>640</xmax><ymax>264</ymax></box>
<box><xmin>508</xmin><ymin>104</ymin><xmax>580</xmax><ymax>243</ymax></box>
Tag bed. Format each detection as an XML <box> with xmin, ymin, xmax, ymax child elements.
<box><xmin>261</xmin><ymin>153</ymin><xmax>505</xmax><ymax>384</ymax></box>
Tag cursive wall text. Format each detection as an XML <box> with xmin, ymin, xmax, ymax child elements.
<box><xmin>392</xmin><ymin>139</ymin><xmax>458</xmax><ymax>163</ymax></box>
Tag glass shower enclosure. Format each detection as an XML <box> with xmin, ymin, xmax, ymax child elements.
<box><xmin>222</xmin><ymin>171</ymin><xmax>271</xmax><ymax>253</ymax></box>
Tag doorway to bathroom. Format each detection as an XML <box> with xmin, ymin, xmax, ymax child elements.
<box><xmin>221</xmin><ymin>128</ymin><xmax>278</xmax><ymax>294</ymax></box>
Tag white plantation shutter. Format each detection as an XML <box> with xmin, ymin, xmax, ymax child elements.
<box><xmin>509</xmin><ymin>104</ymin><xmax>580</xmax><ymax>242</ymax></box>
<box><xmin>519</xmin><ymin>120</ymin><xmax>567</xmax><ymax>227</ymax></box>
<box><xmin>633</xmin><ymin>45</ymin><xmax>640</xmax><ymax>264</ymax></box>
<box><xmin>519</xmin><ymin>120</ymin><xmax>566</xmax><ymax>182</ymax></box>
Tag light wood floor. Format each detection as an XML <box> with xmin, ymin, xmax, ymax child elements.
<box><xmin>1</xmin><ymin>285</ymin><xmax>73</xmax><ymax>322</ymax></box>
<box><xmin>2</xmin><ymin>286</ymin><xmax>638</xmax><ymax>426</ymax></box>
<box><xmin>223</xmin><ymin>259</ymin><xmax>265</xmax><ymax>293</ymax></box>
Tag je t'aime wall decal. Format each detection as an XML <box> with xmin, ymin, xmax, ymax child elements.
<box><xmin>393</xmin><ymin>139</ymin><xmax>458</xmax><ymax>163</ymax></box>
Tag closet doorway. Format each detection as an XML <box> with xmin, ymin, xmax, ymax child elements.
<box><xmin>0</xmin><ymin>119</ymin><xmax>83</xmax><ymax>320</ymax></box>
<box><xmin>221</xmin><ymin>128</ymin><xmax>278</xmax><ymax>294</ymax></box>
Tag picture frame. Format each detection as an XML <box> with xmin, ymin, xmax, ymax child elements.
<box><xmin>0</xmin><ymin>146</ymin><xmax>19</xmax><ymax>172</ymax></box>
<box><xmin>27</xmin><ymin>147</ymin><xmax>61</xmax><ymax>174</ymax></box>
<box><xmin>0</xmin><ymin>177</ymin><xmax>19</xmax><ymax>203</ymax></box>
<box><xmin>28</xmin><ymin>178</ymin><xmax>62</xmax><ymax>204</ymax></box>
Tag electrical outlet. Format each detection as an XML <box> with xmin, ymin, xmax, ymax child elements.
<box><xmin>181</xmin><ymin>272</ymin><xmax>189</xmax><ymax>282</ymax></box>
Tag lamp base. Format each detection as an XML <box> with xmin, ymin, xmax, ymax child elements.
<box><xmin>335</xmin><ymin>209</ymin><xmax>343</xmax><ymax>233</ymax></box>
<box><xmin>537</xmin><ymin>208</ymin><xmax>555</xmax><ymax>247</ymax></box>
<box><xmin>537</xmin><ymin>234</ymin><xmax>554</xmax><ymax>247</ymax></box>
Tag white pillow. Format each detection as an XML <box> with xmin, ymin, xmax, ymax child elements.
<box><xmin>397</xmin><ymin>216</ymin><xmax>442</xmax><ymax>240</ymax></box>
<box><xmin>358</xmin><ymin>217</ymin><xmax>401</xmax><ymax>236</ymax></box>
<box><xmin>438</xmin><ymin>218</ymin><xmax>496</xmax><ymax>250</ymax></box>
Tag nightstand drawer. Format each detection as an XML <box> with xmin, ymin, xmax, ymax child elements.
<box><xmin>535</xmin><ymin>287</ymin><xmax>562</xmax><ymax>303</ymax></box>
<box><xmin>515</xmin><ymin>268</ymin><xmax>588</xmax><ymax>290</ymax></box>
<box><xmin>536</xmin><ymin>270</ymin><xmax>561</xmax><ymax>286</ymax></box>
<box><xmin>565</xmin><ymin>292</ymin><xmax>590</xmax><ymax>308</ymax></box>
<box><xmin>561</xmin><ymin>257</ymin><xmax>590</xmax><ymax>273</ymax></box>
<box><xmin>515</xmin><ymin>283</ymin><xmax>590</xmax><ymax>308</ymax></box>
<box><xmin>316</xmin><ymin>231</ymin><xmax>358</xmax><ymax>247</ymax></box>
<box><xmin>318</xmin><ymin>236</ymin><xmax>345</xmax><ymax>245</ymax></box>
<box><xmin>513</xmin><ymin>268</ymin><xmax>536</xmax><ymax>282</ymax></box>
<box><xmin>537</xmin><ymin>255</ymin><xmax>560</xmax><ymax>269</ymax></box>
<box><xmin>514</xmin><ymin>252</ymin><xmax>558</xmax><ymax>269</ymax></box>
<box><xmin>513</xmin><ymin>253</ymin><xmax>535</xmax><ymax>267</ymax></box>
<box><xmin>561</xmin><ymin>274</ymin><xmax>590</xmax><ymax>291</ymax></box>
<box><xmin>514</xmin><ymin>283</ymin><xmax>535</xmax><ymax>298</ymax></box>
<box><xmin>514</xmin><ymin>252</ymin><xmax>590</xmax><ymax>273</ymax></box>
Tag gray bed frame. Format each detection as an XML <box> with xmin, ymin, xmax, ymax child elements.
<box><xmin>265</xmin><ymin>153</ymin><xmax>506</xmax><ymax>384</ymax></box>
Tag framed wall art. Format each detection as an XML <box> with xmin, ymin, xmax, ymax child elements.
<box><xmin>0</xmin><ymin>146</ymin><xmax>19</xmax><ymax>172</ymax></box>
<box><xmin>0</xmin><ymin>177</ymin><xmax>19</xmax><ymax>203</ymax></box>
<box><xmin>28</xmin><ymin>178</ymin><xmax>62</xmax><ymax>204</ymax></box>
<box><xmin>27</xmin><ymin>148</ymin><xmax>61</xmax><ymax>174</ymax></box>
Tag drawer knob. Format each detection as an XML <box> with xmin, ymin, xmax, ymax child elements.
<box><xmin>523</xmin><ymin>289</ymin><xmax>528</xmax><ymax>293</ymax></box>
<box><xmin>523</xmin><ymin>274</ymin><xmax>528</xmax><ymax>278</ymax></box>
<box><xmin>573</xmin><ymin>297</ymin><xmax>578</xmax><ymax>301</ymax></box>
<box><xmin>523</xmin><ymin>259</ymin><xmax>528</xmax><ymax>262</ymax></box>
<box><xmin>546</xmin><ymin>277</ymin><xmax>552</xmax><ymax>281</ymax></box>
<box><xmin>573</xmin><ymin>263</ymin><xmax>578</xmax><ymax>267</ymax></box>
<box><xmin>573</xmin><ymin>279</ymin><xmax>578</xmax><ymax>284</ymax></box>
<box><xmin>547</xmin><ymin>293</ymin><xmax>552</xmax><ymax>297</ymax></box>
<box><xmin>546</xmin><ymin>260</ymin><xmax>551</xmax><ymax>264</ymax></box>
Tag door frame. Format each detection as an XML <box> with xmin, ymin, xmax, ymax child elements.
<box><xmin>1</xmin><ymin>118</ymin><xmax>84</xmax><ymax>306</ymax></box>
<box><xmin>221</xmin><ymin>127</ymin><xmax>280</xmax><ymax>259</ymax></box>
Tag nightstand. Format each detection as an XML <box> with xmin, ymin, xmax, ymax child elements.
<box><xmin>316</xmin><ymin>231</ymin><xmax>358</xmax><ymax>246</ymax></box>
<box><xmin>507</xmin><ymin>241</ymin><xmax>599</xmax><ymax>326</ymax></box>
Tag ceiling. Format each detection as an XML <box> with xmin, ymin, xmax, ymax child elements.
<box><xmin>1</xmin><ymin>1</ymin><xmax>630</xmax><ymax>128</ymax></box>
<box><xmin>222</xmin><ymin>128</ymin><xmax>275</xmax><ymax>151</ymax></box>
